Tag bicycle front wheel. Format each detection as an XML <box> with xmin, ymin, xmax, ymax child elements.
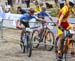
<box><xmin>26</xmin><ymin>32</ymin><xmax>32</xmax><ymax>57</ymax></box>
<box><xmin>27</xmin><ymin>42</ymin><xmax>32</xmax><ymax>57</ymax></box>
<box><xmin>22</xmin><ymin>31</ymin><xmax>32</xmax><ymax>57</ymax></box>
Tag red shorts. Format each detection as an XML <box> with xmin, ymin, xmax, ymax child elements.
<box><xmin>61</xmin><ymin>21</ymin><xmax>69</xmax><ymax>29</ymax></box>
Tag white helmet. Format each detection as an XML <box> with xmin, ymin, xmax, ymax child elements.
<box><xmin>69</xmin><ymin>0</ymin><xmax>75</xmax><ymax>4</ymax></box>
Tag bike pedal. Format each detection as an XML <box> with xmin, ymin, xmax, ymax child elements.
<box><xmin>57</xmin><ymin>55</ymin><xmax>62</xmax><ymax>61</ymax></box>
<box><xmin>58</xmin><ymin>59</ymin><xmax>62</xmax><ymax>61</ymax></box>
<box><xmin>39</xmin><ymin>39</ymin><xmax>43</xmax><ymax>42</ymax></box>
<box><xmin>58</xmin><ymin>55</ymin><xmax>63</xmax><ymax>59</ymax></box>
<box><xmin>21</xmin><ymin>40</ymin><xmax>24</xmax><ymax>43</ymax></box>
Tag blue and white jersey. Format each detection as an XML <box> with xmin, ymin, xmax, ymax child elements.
<box><xmin>20</xmin><ymin>13</ymin><xmax>37</xmax><ymax>21</ymax></box>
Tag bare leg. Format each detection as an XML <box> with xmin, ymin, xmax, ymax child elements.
<box><xmin>57</xmin><ymin>34</ymin><xmax>64</xmax><ymax>52</ymax></box>
<box><xmin>21</xmin><ymin>30</ymin><xmax>25</xmax><ymax>40</ymax></box>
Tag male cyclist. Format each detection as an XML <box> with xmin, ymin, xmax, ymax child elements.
<box><xmin>16</xmin><ymin>8</ymin><xmax>46</xmax><ymax>46</ymax></box>
<box><xmin>36</xmin><ymin>6</ymin><xmax>54</xmax><ymax>42</ymax></box>
<box><xmin>56</xmin><ymin>0</ymin><xmax>75</xmax><ymax>61</ymax></box>
<box><xmin>37</xmin><ymin>6</ymin><xmax>54</xmax><ymax>22</ymax></box>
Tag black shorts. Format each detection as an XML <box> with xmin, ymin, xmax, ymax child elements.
<box><xmin>20</xmin><ymin>21</ymin><xmax>29</xmax><ymax>27</ymax></box>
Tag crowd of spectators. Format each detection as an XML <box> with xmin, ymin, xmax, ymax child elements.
<box><xmin>54</xmin><ymin>0</ymin><xmax>67</xmax><ymax>9</ymax></box>
<box><xmin>0</xmin><ymin>0</ymin><xmax>68</xmax><ymax>14</ymax></box>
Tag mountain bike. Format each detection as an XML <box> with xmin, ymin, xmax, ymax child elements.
<box><xmin>55</xmin><ymin>26</ymin><xmax>75</xmax><ymax>61</ymax></box>
<box><xmin>31</xmin><ymin>22</ymin><xmax>55</xmax><ymax>51</ymax></box>
<box><xmin>20</xmin><ymin>28</ymin><xmax>32</xmax><ymax>57</ymax></box>
<box><xmin>20</xmin><ymin>19</ymin><xmax>41</xmax><ymax>57</ymax></box>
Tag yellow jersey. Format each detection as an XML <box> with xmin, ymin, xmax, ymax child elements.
<box><xmin>34</xmin><ymin>6</ymin><xmax>41</xmax><ymax>13</ymax></box>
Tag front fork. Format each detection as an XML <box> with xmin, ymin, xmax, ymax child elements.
<box><xmin>25</xmin><ymin>32</ymin><xmax>30</xmax><ymax>48</ymax></box>
<box><xmin>67</xmin><ymin>34</ymin><xmax>74</xmax><ymax>52</ymax></box>
<box><xmin>64</xmin><ymin>34</ymin><xmax>74</xmax><ymax>53</ymax></box>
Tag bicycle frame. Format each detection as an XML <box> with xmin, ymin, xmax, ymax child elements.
<box><xmin>39</xmin><ymin>22</ymin><xmax>50</xmax><ymax>42</ymax></box>
<box><xmin>55</xmin><ymin>27</ymin><xmax>75</xmax><ymax>61</ymax></box>
<box><xmin>58</xmin><ymin>27</ymin><xmax>75</xmax><ymax>58</ymax></box>
<box><xmin>61</xmin><ymin>29</ymin><xmax>74</xmax><ymax>49</ymax></box>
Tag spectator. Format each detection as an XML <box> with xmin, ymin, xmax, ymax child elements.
<box><xmin>34</xmin><ymin>0</ymin><xmax>41</xmax><ymax>13</ymax></box>
<box><xmin>40</xmin><ymin>2</ymin><xmax>44</xmax><ymax>7</ymax></box>
<box><xmin>45</xmin><ymin>2</ymin><xmax>53</xmax><ymax>9</ymax></box>
<box><xmin>54</xmin><ymin>0</ymin><xmax>59</xmax><ymax>7</ymax></box>
<box><xmin>7</xmin><ymin>0</ymin><xmax>13</xmax><ymax>6</ymax></box>
<box><xmin>0</xmin><ymin>5</ymin><xmax>3</xmax><ymax>13</ymax></box>
<box><xmin>15</xmin><ymin>0</ymin><xmax>19</xmax><ymax>4</ymax></box>
<box><xmin>5</xmin><ymin>2</ymin><xmax>11</xmax><ymax>13</ymax></box>
<box><xmin>15</xmin><ymin>0</ymin><xmax>22</xmax><ymax>4</ymax></box>
<box><xmin>22</xmin><ymin>0</ymin><xmax>25</xmax><ymax>3</ymax></box>
<box><xmin>17</xmin><ymin>6</ymin><xmax>27</xmax><ymax>14</ymax></box>
<box><xmin>22</xmin><ymin>0</ymin><xmax>30</xmax><ymax>8</ymax></box>
<box><xmin>25</xmin><ymin>0</ymin><xmax>30</xmax><ymax>8</ymax></box>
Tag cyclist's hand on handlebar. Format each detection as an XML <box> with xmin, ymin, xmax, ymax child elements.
<box><xmin>16</xmin><ymin>25</ymin><xmax>21</xmax><ymax>29</ymax></box>
<box><xmin>53</xmin><ymin>22</ymin><xmax>57</xmax><ymax>26</ymax></box>
<box><xmin>43</xmin><ymin>20</ymin><xmax>47</xmax><ymax>23</ymax></box>
<box><xmin>16</xmin><ymin>25</ymin><xmax>25</xmax><ymax>29</ymax></box>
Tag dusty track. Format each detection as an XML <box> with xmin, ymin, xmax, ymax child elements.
<box><xmin>0</xmin><ymin>28</ymin><xmax>75</xmax><ymax>61</ymax></box>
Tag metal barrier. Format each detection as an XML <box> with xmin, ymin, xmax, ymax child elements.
<box><xmin>0</xmin><ymin>18</ymin><xmax>3</xmax><ymax>40</ymax></box>
<box><xmin>0</xmin><ymin>19</ymin><xmax>56</xmax><ymax>41</ymax></box>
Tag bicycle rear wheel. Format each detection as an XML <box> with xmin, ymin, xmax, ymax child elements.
<box><xmin>31</xmin><ymin>30</ymin><xmax>40</xmax><ymax>48</ymax></box>
<box><xmin>20</xmin><ymin>33</ymin><xmax>25</xmax><ymax>53</ymax></box>
<box><xmin>45</xmin><ymin>30</ymin><xmax>55</xmax><ymax>51</ymax></box>
<box><xmin>27</xmin><ymin>41</ymin><xmax>32</xmax><ymax>57</ymax></box>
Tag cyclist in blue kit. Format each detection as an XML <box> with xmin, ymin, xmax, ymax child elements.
<box><xmin>37</xmin><ymin>6</ymin><xmax>54</xmax><ymax>22</ymax></box>
<box><xmin>16</xmin><ymin>8</ymin><xmax>46</xmax><ymax>45</ymax></box>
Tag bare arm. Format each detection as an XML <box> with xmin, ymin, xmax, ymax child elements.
<box><xmin>57</xmin><ymin>14</ymin><xmax>64</xmax><ymax>26</ymax></box>
<box><xmin>16</xmin><ymin>20</ymin><xmax>19</xmax><ymax>27</ymax></box>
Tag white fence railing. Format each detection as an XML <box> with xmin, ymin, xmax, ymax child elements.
<box><xmin>0</xmin><ymin>13</ymin><xmax>75</xmax><ymax>28</ymax></box>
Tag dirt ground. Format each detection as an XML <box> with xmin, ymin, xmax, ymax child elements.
<box><xmin>0</xmin><ymin>28</ymin><xmax>75</xmax><ymax>61</ymax></box>
<box><xmin>0</xmin><ymin>0</ymin><xmax>75</xmax><ymax>60</ymax></box>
